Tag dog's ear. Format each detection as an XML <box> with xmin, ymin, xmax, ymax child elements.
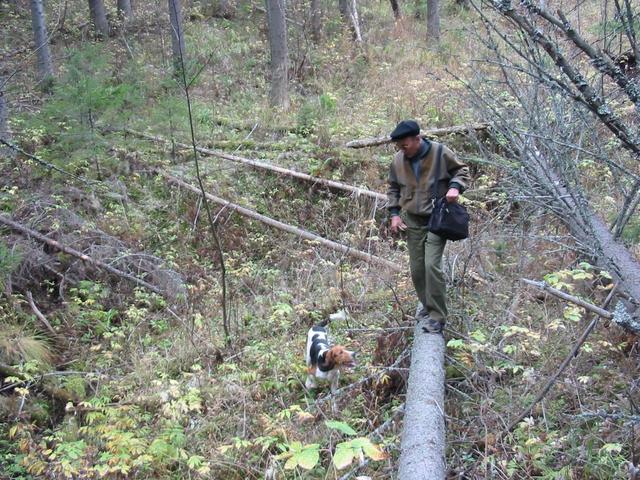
<box><xmin>325</xmin><ymin>348</ymin><xmax>336</xmax><ymax>364</ymax></box>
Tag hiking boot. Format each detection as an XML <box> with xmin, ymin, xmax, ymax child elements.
<box><xmin>421</xmin><ymin>317</ymin><xmax>444</xmax><ymax>334</ymax></box>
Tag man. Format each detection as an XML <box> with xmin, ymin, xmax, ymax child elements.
<box><xmin>387</xmin><ymin>120</ymin><xmax>470</xmax><ymax>333</ymax></box>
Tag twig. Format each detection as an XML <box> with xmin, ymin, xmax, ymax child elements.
<box><xmin>169</xmin><ymin>0</ymin><xmax>230</xmax><ymax>344</ymax></box>
<box><xmin>345</xmin><ymin>326</ymin><xmax>413</xmax><ymax>333</ymax></box>
<box><xmin>506</xmin><ymin>284</ymin><xmax>618</xmax><ymax>432</ymax></box>
<box><xmin>571</xmin><ymin>411</ymin><xmax>640</xmax><ymax>423</ymax></box>
<box><xmin>25</xmin><ymin>291</ymin><xmax>57</xmax><ymax>336</ymax></box>
<box><xmin>0</xmin><ymin>139</ymin><xmax>100</xmax><ymax>187</ymax></box>
<box><xmin>520</xmin><ymin>278</ymin><xmax>614</xmax><ymax>319</ymax></box>
<box><xmin>312</xmin><ymin>348</ymin><xmax>410</xmax><ymax>409</ymax></box>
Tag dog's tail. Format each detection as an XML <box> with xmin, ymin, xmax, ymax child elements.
<box><xmin>319</xmin><ymin>309</ymin><xmax>348</xmax><ymax>327</ymax></box>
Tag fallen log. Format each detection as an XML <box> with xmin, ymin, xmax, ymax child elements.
<box><xmin>0</xmin><ymin>362</ymin><xmax>78</xmax><ymax>404</ymax></box>
<box><xmin>521</xmin><ymin>278</ymin><xmax>614</xmax><ymax>319</ymax></box>
<box><xmin>124</xmin><ymin>129</ymin><xmax>387</xmax><ymax>203</ymax></box>
<box><xmin>398</xmin><ymin>318</ymin><xmax>446</xmax><ymax>479</ymax></box>
<box><xmin>345</xmin><ymin>123</ymin><xmax>490</xmax><ymax>149</ymax></box>
<box><xmin>160</xmin><ymin>171</ymin><xmax>402</xmax><ymax>273</ymax></box>
<box><xmin>0</xmin><ymin>215</ymin><xmax>166</xmax><ymax>297</ymax></box>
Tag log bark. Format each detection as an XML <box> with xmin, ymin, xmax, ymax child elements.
<box><xmin>345</xmin><ymin>123</ymin><xmax>489</xmax><ymax>148</ymax></box>
<box><xmin>0</xmin><ymin>215</ymin><xmax>166</xmax><ymax>297</ymax></box>
<box><xmin>125</xmin><ymin>129</ymin><xmax>388</xmax><ymax>203</ymax></box>
<box><xmin>390</xmin><ymin>0</ymin><xmax>401</xmax><ymax>19</ymax></box>
<box><xmin>398</xmin><ymin>319</ymin><xmax>446</xmax><ymax>479</ymax></box>
<box><xmin>521</xmin><ymin>148</ymin><xmax>640</xmax><ymax>313</ymax></box>
<box><xmin>160</xmin><ymin>171</ymin><xmax>402</xmax><ymax>272</ymax></box>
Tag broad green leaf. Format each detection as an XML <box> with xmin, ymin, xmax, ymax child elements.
<box><xmin>288</xmin><ymin>441</ymin><xmax>303</xmax><ymax>452</ymax></box>
<box><xmin>362</xmin><ymin>441</ymin><xmax>387</xmax><ymax>461</ymax></box>
<box><xmin>446</xmin><ymin>338</ymin><xmax>465</xmax><ymax>349</ymax></box>
<box><xmin>325</xmin><ymin>420</ymin><xmax>357</xmax><ymax>435</ymax></box>
<box><xmin>333</xmin><ymin>446</ymin><xmax>355</xmax><ymax>469</ymax></box>
<box><xmin>297</xmin><ymin>446</ymin><xmax>320</xmax><ymax>470</ymax></box>
<box><xmin>470</xmin><ymin>330</ymin><xmax>487</xmax><ymax>343</ymax></box>
<box><xmin>284</xmin><ymin>455</ymin><xmax>298</xmax><ymax>470</ymax></box>
<box><xmin>348</xmin><ymin>437</ymin><xmax>370</xmax><ymax>449</ymax></box>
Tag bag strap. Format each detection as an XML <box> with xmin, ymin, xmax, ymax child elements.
<box><xmin>430</xmin><ymin>143</ymin><xmax>444</xmax><ymax>203</ymax></box>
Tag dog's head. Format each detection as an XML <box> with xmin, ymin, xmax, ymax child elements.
<box><xmin>326</xmin><ymin>346</ymin><xmax>357</xmax><ymax>369</ymax></box>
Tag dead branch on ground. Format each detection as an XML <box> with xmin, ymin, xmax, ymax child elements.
<box><xmin>160</xmin><ymin>171</ymin><xmax>402</xmax><ymax>272</ymax></box>
<box><xmin>345</xmin><ymin>123</ymin><xmax>490</xmax><ymax>149</ymax></box>
<box><xmin>125</xmin><ymin>129</ymin><xmax>387</xmax><ymax>203</ymax></box>
<box><xmin>0</xmin><ymin>215</ymin><xmax>167</xmax><ymax>297</ymax></box>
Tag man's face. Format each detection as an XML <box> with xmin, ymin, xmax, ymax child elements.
<box><xmin>395</xmin><ymin>135</ymin><xmax>421</xmax><ymax>158</ymax></box>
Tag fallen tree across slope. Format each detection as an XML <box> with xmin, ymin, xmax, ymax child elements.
<box><xmin>124</xmin><ymin>129</ymin><xmax>388</xmax><ymax>203</ymax></box>
<box><xmin>398</xmin><ymin>320</ymin><xmax>446</xmax><ymax>479</ymax></box>
<box><xmin>159</xmin><ymin>171</ymin><xmax>403</xmax><ymax>272</ymax></box>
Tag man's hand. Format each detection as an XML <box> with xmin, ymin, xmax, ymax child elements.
<box><xmin>390</xmin><ymin>215</ymin><xmax>407</xmax><ymax>234</ymax></box>
<box><xmin>445</xmin><ymin>187</ymin><xmax>460</xmax><ymax>203</ymax></box>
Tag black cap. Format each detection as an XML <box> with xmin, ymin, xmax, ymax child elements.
<box><xmin>390</xmin><ymin>120</ymin><xmax>421</xmax><ymax>140</ymax></box>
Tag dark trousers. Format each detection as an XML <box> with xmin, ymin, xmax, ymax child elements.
<box><xmin>405</xmin><ymin>213</ymin><xmax>448</xmax><ymax>323</ymax></box>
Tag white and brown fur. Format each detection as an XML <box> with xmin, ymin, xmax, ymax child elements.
<box><xmin>305</xmin><ymin>324</ymin><xmax>356</xmax><ymax>395</ymax></box>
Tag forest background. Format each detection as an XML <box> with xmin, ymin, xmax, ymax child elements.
<box><xmin>1</xmin><ymin>0</ymin><xmax>639</xmax><ymax>477</ymax></box>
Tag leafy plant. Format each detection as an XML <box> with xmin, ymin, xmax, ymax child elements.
<box><xmin>332</xmin><ymin>437</ymin><xmax>387</xmax><ymax>470</ymax></box>
<box><xmin>275</xmin><ymin>441</ymin><xmax>321</xmax><ymax>470</ymax></box>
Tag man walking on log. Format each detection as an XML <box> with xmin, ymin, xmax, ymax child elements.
<box><xmin>387</xmin><ymin>120</ymin><xmax>470</xmax><ymax>333</ymax></box>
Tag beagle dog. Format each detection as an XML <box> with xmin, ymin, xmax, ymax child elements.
<box><xmin>305</xmin><ymin>325</ymin><xmax>356</xmax><ymax>395</ymax></box>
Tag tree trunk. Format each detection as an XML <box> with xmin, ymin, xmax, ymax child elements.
<box><xmin>265</xmin><ymin>0</ymin><xmax>289</xmax><ymax>109</ymax></box>
<box><xmin>338</xmin><ymin>0</ymin><xmax>348</xmax><ymax>17</ymax></box>
<box><xmin>117</xmin><ymin>0</ymin><xmax>133</xmax><ymax>19</ymax></box>
<box><xmin>528</xmin><ymin>152</ymin><xmax>640</xmax><ymax>307</ymax></box>
<box><xmin>310</xmin><ymin>0</ymin><xmax>321</xmax><ymax>42</ymax></box>
<box><xmin>426</xmin><ymin>0</ymin><xmax>440</xmax><ymax>42</ymax></box>
<box><xmin>30</xmin><ymin>0</ymin><xmax>54</xmax><ymax>83</ymax></box>
<box><xmin>390</xmin><ymin>0</ymin><xmax>401</xmax><ymax>19</ymax></box>
<box><xmin>338</xmin><ymin>0</ymin><xmax>362</xmax><ymax>42</ymax></box>
<box><xmin>348</xmin><ymin>0</ymin><xmax>362</xmax><ymax>43</ymax></box>
<box><xmin>87</xmin><ymin>0</ymin><xmax>110</xmax><ymax>37</ymax></box>
<box><xmin>216</xmin><ymin>0</ymin><xmax>235</xmax><ymax>18</ymax></box>
<box><xmin>0</xmin><ymin>78</ymin><xmax>14</xmax><ymax>160</ymax></box>
<box><xmin>168</xmin><ymin>0</ymin><xmax>186</xmax><ymax>77</ymax></box>
<box><xmin>398</xmin><ymin>317</ymin><xmax>446</xmax><ymax>479</ymax></box>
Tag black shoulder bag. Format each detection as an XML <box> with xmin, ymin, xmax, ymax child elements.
<box><xmin>426</xmin><ymin>144</ymin><xmax>470</xmax><ymax>241</ymax></box>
